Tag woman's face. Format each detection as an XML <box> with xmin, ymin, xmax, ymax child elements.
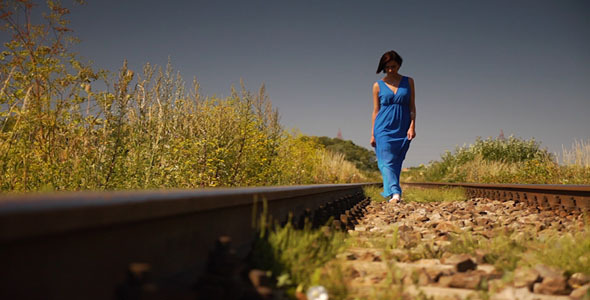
<box><xmin>384</xmin><ymin>61</ymin><xmax>400</xmax><ymax>74</ymax></box>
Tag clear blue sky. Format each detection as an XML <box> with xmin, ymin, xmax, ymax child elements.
<box><xmin>65</xmin><ymin>0</ymin><xmax>589</xmax><ymax>167</ymax></box>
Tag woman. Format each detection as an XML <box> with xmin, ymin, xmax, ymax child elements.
<box><xmin>371</xmin><ymin>50</ymin><xmax>416</xmax><ymax>203</ymax></box>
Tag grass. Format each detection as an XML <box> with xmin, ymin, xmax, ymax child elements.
<box><xmin>402</xmin><ymin>136</ymin><xmax>590</xmax><ymax>184</ymax></box>
<box><xmin>363</xmin><ymin>185</ymin><xmax>385</xmax><ymax>202</ymax></box>
<box><xmin>530</xmin><ymin>228</ymin><xmax>590</xmax><ymax>275</ymax></box>
<box><xmin>561</xmin><ymin>139</ymin><xmax>590</xmax><ymax>167</ymax></box>
<box><xmin>253</xmin><ymin>189</ymin><xmax>589</xmax><ymax>299</ymax></box>
<box><xmin>444</xmin><ymin>226</ymin><xmax>590</xmax><ymax>275</ymax></box>
<box><xmin>446</xmin><ymin>230</ymin><xmax>528</xmax><ymax>272</ymax></box>
<box><xmin>343</xmin><ymin>218</ymin><xmax>590</xmax><ymax>298</ymax></box>
<box><xmin>0</xmin><ymin>2</ymin><xmax>373</xmax><ymax>192</ymax></box>
<box><xmin>402</xmin><ymin>187</ymin><xmax>466</xmax><ymax>203</ymax></box>
<box><xmin>250</xmin><ymin>220</ymin><xmax>348</xmax><ymax>298</ymax></box>
<box><xmin>363</xmin><ymin>185</ymin><xmax>466</xmax><ymax>203</ymax></box>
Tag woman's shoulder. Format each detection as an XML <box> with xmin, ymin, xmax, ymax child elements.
<box><xmin>403</xmin><ymin>75</ymin><xmax>414</xmax><ymax>83</ymax></box>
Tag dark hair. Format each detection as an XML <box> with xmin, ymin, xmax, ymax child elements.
<box><xmin>376</xmin><ymin>50</ymin><xmax>403</xmax><ymax>74</ymax></box>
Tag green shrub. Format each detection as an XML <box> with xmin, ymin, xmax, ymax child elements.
<box><xmin>402</xmin><ymin>136</ymin><xmax>589</xmax><ymax>184</ymax></box>
<box><xmin>402</xmin><ymin>187</ymin><xmax>466</xmax><ymax>203</ymax></box>
<box><xmin>447</xmin><ymin>227</ymin><xmax>590</xmax><ymax>275</ymax></box>
<box><xmin>0</xmin><ymin>1</ymin><xmax>369</xmax><ymax>192</ymax></box>
<box><xmin>251</xmin><ymin>221</ymin><xmax>347</xmax><ymax>296</ymax></box>
<box><xmin>312</xmin><ymin>136</ymin><xmax>379</xmax><ymax>173</ymax></box>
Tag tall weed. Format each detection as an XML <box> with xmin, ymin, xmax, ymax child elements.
<box><xmin>251</xmin><ymin>221</ymin><xmax>347</xmax><ymax>296</ymax></box>
<box><xmin>403</xmin><ymin>136</ymin><xmax>590</xmax><ymax>184</ymax></box>
<box><xmin>0</xmin><ymin>1</ymin><xmax>370</xmax><ymax>192</ymax></box>
<box><xmin>446</xmin><ymin>227</ymin><xmax>590</xmax><ymax>275</ymax></box>
<box><xmin>561</xmin><ymin>139</ymin><xmax>590</xmax><ymax>168</ymax></box>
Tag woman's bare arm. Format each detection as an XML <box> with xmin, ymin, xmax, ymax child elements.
<box><xmin>371</xmin><ymin>82</ymin><xmax>380</xmax><ymax>147</ymax></box>
<box><xmin>408</xmin><ymin>77</ymin><xmax>416</xmax><ymax>140</ymax></box>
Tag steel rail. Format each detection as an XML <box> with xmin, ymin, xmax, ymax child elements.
<box><xmin>0</xmin><ymin>183</ymin><xmax>378</xmax><ymax>300</ymax></box>
<box><xmin>402</xmin><ymin>182</ymin><xmax>590</xmax><ymax>212</ymax></box>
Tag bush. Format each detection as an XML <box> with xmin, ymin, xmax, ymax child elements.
<box><xmin>0</xmin><ymin>1</ymin><xmax>369</xmax><ymax>192</ymax></box>
<box><xmin>402</xmin><ymin>136</ymin><xmax>589</xmax><ymax>184</ymax></box>
<box><xmin>312</xmin><ymin>136</ymin><xmax>379</xmax><ymax>173</ymax></box>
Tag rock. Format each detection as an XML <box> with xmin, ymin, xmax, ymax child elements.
<box><xmin>533</xmin><ymin>264</ymin><xmax>563</xmax><ymax>280</ymax></box>
<box><xmin>418</xmin><ymin>270</ymin><xmax>431</xmax><ymax>285</ymax></box>
<box><xmin>513</xmin><ymin>267</ymin><xmax>541</xmax><ymax>290</ymax></box>
<box><xmin>570</xmin><ymin>284</ymin><xmax>590</xmax><ymax>299</ymax></box>
<box><xmin>435</xmin><ymin>240</ymin><xmax>452</xmax><ymax>249</ymax></box>
<box><xmin>438</xmin><ymin>275</ymin><xmax>453</xmax><ymax>287</ymax></box>
<box><xmin>473</xmin><ymin>249</ymin><xmax>489</xmax><ymax>264</ymax></box>
<box><xmin>430</xmin><ymin>213</ymin><xmax>443</xmax><ymax>222</ymax></box>
<box><xmin>450</xmin><ymin>272</ymin><xmax>482</xmax><ymax>289</ymax></box>
<box><xmin>389</xmin><ymin>249</ymin><xmax>410</xmax><ymax>262</ymax></box>
<box><xmin>535</xmin><ymin>223</ymin><xmax>546</xmax><ymax>231</ymax></box>
<box><xmin>441</xmin><ymin>254</ymin><xmax>477</xmax><ymax>272</ymax></box>
<box><xmin>476</xmin><ymin>264</ymin><xmax>497</xmax><ymax>274</ymax></box>
<box><xmin>249</xmin><ymin>269</ymin><xmax>272</xmax><ymax>288</ymax></box>
<box><xmin>479</xmin><ymin>230</ymin><xmax>495</xmax><ymax>239</ymax></box>
<box><xmin>569</xmin><ymin>273</ymin><xmax>590</xmax><ymax>288</ymax></box>
<box><xmin>346</xmin><ymin>267</ymin><xmax>361</xmax><ymax>279</ymax></box>
<box><xmin>475</xmin><ymin>217</ymin><xmax>490</xmax><ymax>226</ymax></box>
<box><xmin>357</xmin><ymin>251</ymin><xmax>382</xmax><ymax>262</ymax></box>
<box><xmin>402</xmin><ymin>274</ymin><xmax>414</xmax><ymax>286</ymax></box>
<box><xmin>255</xmin><ymin>286</ymin><xmax>273</xmax><ymax>298</ymax></box>
<box><xmin>295</xmin><ymin>291</ymin><xmax>308</xmax><ymax>300</ymax></box>
<box><xmin>435</xmin><ymin>221</ymin><xmax>459</xmax><ymax>233</ymax></box>
<box><xmin>421</xmin><ymin>266</ymin><xmax>453</xmax><ymax>282</ymax></box>
<box><xmin>397</xmin><ymin>224</ymin><xmax>412</xmax><ymax>232</ymax></box>
<box><xmin>496</xmin><ymin>286</ymin><xmax>573</xmax><ymax>299</ymax></box>
<box><xmin>400</xmin><ymin>231</ymin><xmax>421</xmax><ymax>247</ymax></box>
<box><xmin>414</xmin><ymin>258</ymin><xmax>442</xmax><ymax>266</ymax></box>
<box><xmin>346</xmin><ymin>253</ymin><xmax>357</xmax><ymax>260</ymax></box>
<box><xmin>370</xmin><ymin>274</ymin><xmax>385</xmax><ymax>283</ymax></box>
<box><xmin>533</xmin><ymin>276</ymin><xmax>570</xmax><ymax>295</ymax></box>
<box><xmin>354</xmin><ymin>225</ymin><xmax>367</xmax><ymax>232</ymax></box>
<box><xmin>487</xmin><ymin>279</ymin><xmax>505</xmax><ymax>293</ymax></box>
<box><xmin>421</xmin><ymin>233</ymin><xmax>437</xmax><ymax>240</ymax></box>
<box><xmin>461</xmin><ymin>226</ymin><xmax>473</xmax><ymax>232</ymax></box>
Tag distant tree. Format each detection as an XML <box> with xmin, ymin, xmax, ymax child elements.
<box><xmin>312</xmin><ymin>136</ymin><xmax>378</xmax><ymax>173</ymax></box>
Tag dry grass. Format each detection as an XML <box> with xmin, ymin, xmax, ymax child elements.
<box><xmin>363</xmin><ymin>186</ymin><xmax>466</xmax><ymax>203</ymax></box>
<box><xmin>403</xmin><ymin>137</ymin><xmax>590</xmax><ymax>184</ymax></box>
<box><xmin>0</xmin><ymin>2</ymin><xmax>372</xmax><ymax>192</ymax></box>
<box><xmin>561</xmin><ymin>139</ymin><xmax>590</xmax><ymax>167</ymax></box>
<box><xmin>315</xmin><ymin>150</ymin><xmax>370</xmax><ymax>183</ymax></box>
<box><xmin>402</xmin><ymin>186</ymin><xmax>466</xmax><ymax>203</ymax></box>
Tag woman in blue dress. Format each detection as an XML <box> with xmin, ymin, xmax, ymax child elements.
<box><xmin>370</xmin><ymin>50</ymin><xmax>416</xmax><ymax>203</ymax></box>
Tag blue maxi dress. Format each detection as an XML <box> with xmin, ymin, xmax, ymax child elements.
<box><xmin>374</xmin><ymin>76</ymin><xmax>411</xmax><ymax>198</ymax></box>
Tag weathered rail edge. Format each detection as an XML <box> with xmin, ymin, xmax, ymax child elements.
<box><xmin>402</xmin><ymin>182</ymin><xmax>590</xmax><ymax>212</ymax></box>
<box><xmin>0</xmin><ymin>183</ymin><xmax>379</xmax><ymax>300</ymax></box>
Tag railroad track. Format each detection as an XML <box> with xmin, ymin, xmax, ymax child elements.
<box><xmin>0</xmin><ymin>182</ymin><xmax>588</xmax><ymax>299</ymax></box>
<box><xmin>0</xmin><ymin>184</ymin><xmax>375</xmax><ymax>300</ymax></box>
<box><xmin>402</xmin><ymin>182</ymin><xmax>590</xmax><ymax>214</ymax></box>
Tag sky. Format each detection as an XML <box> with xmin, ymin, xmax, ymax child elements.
<box><xmin>55</xmin><ymin>1</ymin><xmax>590</xmax><ymax>166</ymax></box>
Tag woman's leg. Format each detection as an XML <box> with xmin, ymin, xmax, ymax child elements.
<box><xmin>391</xmin><ymin>159</ymin><xmax>403</xmax><ymax>196</ymax></box>
<box><xmin>376</xmin><ymin>141</ymin><xmax>395</xmax><ymax>198</ymax></box>
<box><xmin>378</xmin><ymin>159</ymin><xmax>394</xmax><ymax>198</ymax></box>
<box><xmin>395</xmin><ymin>138</ymin><xmax>412</xmax><ymax>197</ymax></box>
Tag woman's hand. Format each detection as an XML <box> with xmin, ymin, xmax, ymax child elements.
<box><xmin>407</xmin><ymin>128</ymin><xmax>416</xmax><ymax>140</ymax></box>
<box><xmin>370</xmin><ymin>136</ymin><xmax>376</xmax><ymax>148</ymax></box>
